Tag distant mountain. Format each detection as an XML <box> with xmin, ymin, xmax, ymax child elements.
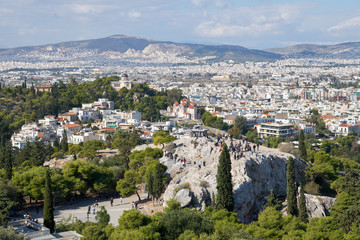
<box><xmin>0</xmin><ymin>35</ymin><xmax>281</xmax><ymax>63</ymax></box>
<box><xmin>265</xmin><ymin>42</ymin><xmax>360</xmax><ymax>58</ymax></box>
<box><xmin>3</xmin><ymin>35</ymin><xmax>360</xmax><ymax>63</ymax></box>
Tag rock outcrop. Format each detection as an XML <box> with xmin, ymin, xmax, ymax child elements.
<box><xmin>304</xmin><ymin>194</ymin><xmax>336</xmax><ymax>218</ymax></box>
<box><xmin>161</xmin><ymin>137</ymin><xmax>304</xmax><ymax>223</ymax></box>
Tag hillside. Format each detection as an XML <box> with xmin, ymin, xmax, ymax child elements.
<box><xmin>0</xmin><ymin>35</ymin><xmax>281</xmax><ymax>63</ymax></box>
<box><xmin>266</xmin><ymin>42</ymin><xmax>360</xmax><ymax>58</ymax></box>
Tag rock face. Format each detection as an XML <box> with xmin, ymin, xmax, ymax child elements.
<box><xmin>304</xmin><ymin>194</ymin><xmax>336</xmax><ymax>218</ymax></box>
<box><xmin>175</xmin><ymin>189</ymin><xmax>193</xmax><ymax>208</ymax></box>
<box><xmin>161</xmin><ymin>137</ymin><xmax>303</xmax><ymax>223</ymax></box>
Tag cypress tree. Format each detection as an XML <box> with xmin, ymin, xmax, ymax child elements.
<box><xmin>299</xmin><ymin>130</ymin><xmax>307</xmax><ymax>161</ymax></box>
<box><xmin>211</xmin><ymin>192</ymin><xmax>216</xmax><ymax>208</ymax></box>
<box><xmin>60</xmin><ymin>130</ymin><xmax>68</xmax><ymax>153</ymax></box>
<box><xmin>53</xmin><ymin>137</ymin><xmax>60</xmax><ymax>149</ymax></box>
<box><xmin>298</xmin><ymin>182</ymin><xmax>308</xmax><ymax>222</ymax></box>
<box><xmin>153</xmin><ymin>163</ymin><xmax>164</xmax><ymax>200</ymax></box>
<box><xmin>43</xmin><ymin>169</ymin><xmax>55</xmax><ymax>233</ymax></box>
<box><xmin>4</xmin><ymin>142</ymin><xmax>13</xmax><ymax>180</ymax></box>
<box><xmin>286</xmin><ymin>157</ymin><xmax>298</xmax><ymax>216</ymax></box>
<box><xmin>216</xmin><ymin>143</ymin><xmax>234</xmax><ymax>211</ymax></box>
<box><xmin>147</xmin><ymin>170</ymin><xmax>154</xmax><ymax>202</ymax></box>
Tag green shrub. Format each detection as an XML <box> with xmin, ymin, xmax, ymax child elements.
<box><xmin>174</xmin><ymin>182</ymin><xmax>191</xmax><ymax>193</ymax></box>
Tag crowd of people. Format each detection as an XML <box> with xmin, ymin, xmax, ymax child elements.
<box><xmin>165</xmin><ymin>133</ymin><xmax>262</xmax><ymax>172</ymax></box>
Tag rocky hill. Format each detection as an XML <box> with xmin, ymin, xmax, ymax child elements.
<box><xmin>0</xmin><ymin>35</ymin><xmax>281</xmax><ymax>63</ymax></box>
<box><xmin>158</xmin><ymin>137</ymin><xmax>335</xmax><ymax>223</ymax></box>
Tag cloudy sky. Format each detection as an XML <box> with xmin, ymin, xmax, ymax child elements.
<box><xmin>1</xmin><ymin>0</ymin><xmax>360</xmax><ymax>49</ymax></box>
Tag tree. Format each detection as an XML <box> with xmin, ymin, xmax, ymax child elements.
<box><xmin>166</xmin><ymin>88</ymin><xmax>183</xmax><ymax>105</ymax></box>
<box><xmin>60</xmin><ymin>130</ymin><xmax>68</xmax><ymax>153</ymax></box>
<box><xmin>216</xmin><ymin>144</ymin><xmax>234</xmax><ymax>211</ymax></box>
<box><xmin>286</xmin><ymin>157</ymin><xmax>298</xmax><ymax>216</ymax></box>
<box><xmin>160</xmin><ymin>209</ymin><xmax>213</xmax><ymax>240</ymax></box>
<box><xmin>299</xmin><ymin>130</ymin><xmax>307</xmax><ymax>161</ymax></box>
<box><xmin>153</xmin><ymin>131</ymin><xmax>176</xmax><ymax>148</ymax></box>
<box><xmin>228</xmin><ymin>127</ymin><xmax>241</xmax><ymax>139</ymax></box>
<box><xmin>298</xmin><ymin>182</ymin><xmax>308</xmax><ymax>222</ymax></box>
<box><xmin>96</xmin><ymin>206</ymin><xmax>110</xmax><ymax>228</ymax></box>
<box><xmin>0</xmin><ymin>179</ymin><xmax>17</xmax><ymax>225</ymax></box>
<box><xmin>0</xmin><ymin>226</ymin><xmax>28</xmax><ymax>240</ymax></box>
<box><xmin>118</xmin><ymin>209</ymin><xmax>149</xmax><ymax>230</ymax></box>
<box><xmin>234</xmin><ymin>116</ymin><xmax>249</xmax><ymax>135</ymax></box>
<box><xmin>263</xmin><ymin>189</ymin><xmax>282</xmax><ymax>211</ymax></box>
<box><xmin>43</xmin><ymin>169</ymin><xmax>55</xmax><ymax>233</ymax></box>
<box><xmin>4</xmin><ymin>142</ymin><xmax>13</xmax><ymax>180</ymax></box>
<box><xmin>116</xmin><ymin>170</ymin><xmax>141</xmax><ymax>201</ymax></box>
<box><xmin>53</xmin><ymin>138</ymin><xmax>60</xmax><ymax>149</ymax></box>
<box><xmin>146</xmin><ymin>162</ymin><xmax>165</xmax><ymax>204</ymax></box>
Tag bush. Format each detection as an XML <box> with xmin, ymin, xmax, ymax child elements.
<box><xmin>200</xmin><ymin>180</ymin><xmax>209</xmax><ymax>188</ymax></box>
<box><xmin>164</xmin><ymin>198</ymin><xmax>181</xmax><ymax>212</ymax></box>
<box><xmin>278</xmin><ymin>143</ymin><xmax>299</xmax><ymax>156</ymax></box>
<box><xmin>304</xmin><ymin>181</ymin><xmax>321</xmax><ymax>195</ymax></box>
<box><xmin>174</xmin><ymin>182</ymin><xmax>191</xmax><ymax>193</ymax></box>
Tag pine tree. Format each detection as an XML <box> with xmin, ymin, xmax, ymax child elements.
<box><xmin>286</xmin><ymin>157</ymin><xmax>298</xmax><ymax>216</ymax></box>
<box><xmin>298</xmin><ymin>182</ymin><xmax>308</xmax><ymax>222</ymax></box>
<box><xmin>264</xmin><ymin>189</ymin><xmax>282</xmax><ymax>211</ymax></box>
<box><xmin>299</xmin><ymin>130</ymin><xmax>307</xmax><ymax>161</ymax></box>
<box><xmin>43</xmin><ymin>169</ymin><xmax>55</xmax><ymax>233</ymax></box>
<box><xmin>216</xmin><ymin>143</ymin><xmax>234</xmax><ymax>211</ymax></box>
<box><xmin>60</xmin><ymin>130</ymin><xmax>68</xmax><ymax>153</ymax></box>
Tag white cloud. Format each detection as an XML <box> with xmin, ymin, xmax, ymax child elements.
<box><xmin>328</xmin><ymin>16</ymin><xmax>360</xmax><ymax>32</ymax></box>
<box><xmin>191</xmin><ymin>0</ymin><xmax>207</xmax><ymax>7</ymax></box>
<box><xmin>18</xmin><ymin>26</ymin><xmax>37</xmax><ymax>36</ymax></box>
<box><xmin>67</xmin><ymin>4</ymin><xmax>115</xmax><ymax>14</ymax></box>
<box><xmin>191</xmin><ymin>0</ymin><xmax>228</xmax><ymax>8</ymax></box>
<box><xmin>128</xmin><ymin>10</ymin><xmax>142</xmax><ymax>19</ymax></box>
<box><xmin>0</xmin><ymin>8</ymin><xmax>14</xmax><ymax>13</ymax></box>
<box><xmin>195</xmin><ymin>2</ymin><xmax>316</xmax><ymax>37</ymax></box>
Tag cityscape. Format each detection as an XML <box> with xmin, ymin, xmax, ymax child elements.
<box><xmin>1</xmin><ymin>1</ymin><xmax>360</xmax><ymax>240</ymax></box>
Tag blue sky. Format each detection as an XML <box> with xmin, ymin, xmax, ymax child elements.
<box><xmin>1</xmin><ymin>0</ymin><xmax>360</xmax><ymax>49</ymax></box>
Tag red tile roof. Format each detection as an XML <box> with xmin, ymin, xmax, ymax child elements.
<box><xmin>64</xmin><ymin>124</ymin><xmax>81</xmax><ymax>128</ymax></box>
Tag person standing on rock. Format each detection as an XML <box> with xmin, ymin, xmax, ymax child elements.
<box><xmin>110</xmin><ymin>197</ymin><xmax>113</xmax><ymax>207</ymax></box>
<box><xmin>253</xmin><ymin>145</ymin><xmax>256</xmax><ymax>152</ymax></box>
<box><xmin>257</xmin><ymin>143</ymin><xmax>260</xmax><ymax>151</ymax></box>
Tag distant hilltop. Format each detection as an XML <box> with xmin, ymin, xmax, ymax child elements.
<box><xmin>1</xmin><ymin>34</ymin><xmax>360</xmax><ymax>62</ymax></box>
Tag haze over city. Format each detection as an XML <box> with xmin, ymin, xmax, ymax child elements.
<box><xmin>1</xmin><ymin>0</ymin><xmax>360</xmax><ymax>49</ymax></box>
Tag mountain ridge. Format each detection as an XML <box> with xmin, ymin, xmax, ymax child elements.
<box><xmin>0</xmin><ymin>35</ymin><xmax>281</xmax><ymax>63</ymax></box>
<box><xmin>1</xmin><ymin>35</ymin><xmax>360</xmax><ymax>62</ymax></box>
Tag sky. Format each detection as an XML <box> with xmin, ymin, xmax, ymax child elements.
<box><xmin>1</xmin><ymin>0</ymin><xmax>360</xmax><ymax>49</ymax></box>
